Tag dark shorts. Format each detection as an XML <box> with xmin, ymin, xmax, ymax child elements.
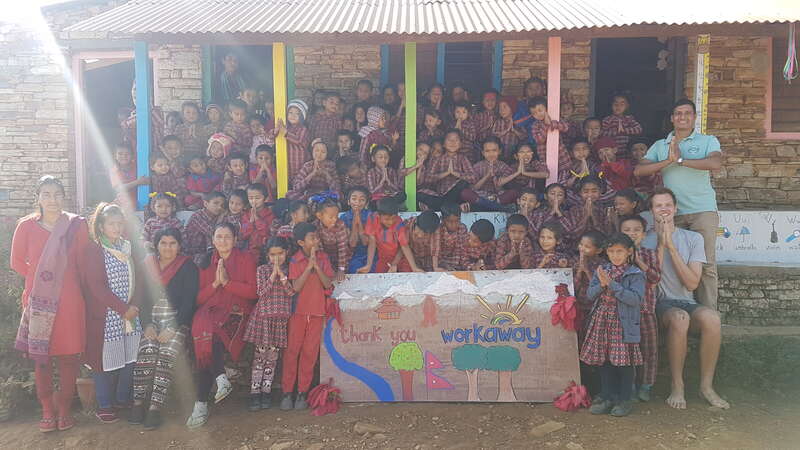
<box><xmin>655</xmin><ymin>298</ymin><xmax>701</xmax><ymax>318</ymax></box>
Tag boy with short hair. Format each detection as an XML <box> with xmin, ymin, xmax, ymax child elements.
<box><xmin>405</xmin><ymin>210</ymin><xmax>442</xmax><ymax>272</ymax></box>
<box><xmin>335</xmin><ymin>129</ymin><xmax>358</xmax><ymax>159</ymax></box>
<box><xmin>473</xmin><ymin>89</ymin><xmax>499</xmax><ymax>144</ymax></box>
<box><xmin>354</xmin><ymin>79</ymin><xmax>374</xmax><ymax>106</ymax></box>
<box><xmin>281</xmin><ymin>223</ymin><xmax>333</xmax><ymax>411</ymax></box>
<box><xmin>222</xmin><ymin>153</ymin><xmax>251</xmax><ymax>195</ymax></box>
<box><xmin>161</xmin><ymin>135</ymin><xmax>187</xmax><ymax>177</ymax></box>
<box><xmin>183</xmin><ymin>191</ymin><xmax>226</xmax><ymax>261</ymax></box>
<box><xmin>582</xmin><ymin>117</ymin><xmax>602</xmax><ymax>147</ymax></box>
<box><xmin>223</xmin><ymin>99</ymin><xmax>255</xmax><ymax>153</ymax></box>
<box><xmin>309</xmin><ymin>93</ymin><xmax>343</xmax><ymax>148</ymax></box>
<box><xmin>463</xmin><ymin>219</ymin><xmax>496</xmax><ymax>271</ymax></box>
<box><xmin>452</xmin><ymin>101</ymin><xmax>478</xmax><ymax>161</ymax></box>
<box><xmin>435</xmin><ymin>202</ymin><xmax>468</xmax><ymax>271</ymax></box>
<box><xmin>336</xmin><ymin>156</ymin><xmax>367</xmax><ymax>195</ymax></box>
<box><xmin>184</xmin><ymin>154</ymin><xmax>222</xmax><ymax>209</ymax></box>
<box><xmin>515</xmin><ymin>187</ymin><xmax>541</xmax><ymax>218</ymax></box>
<box><xmin>529</xmin><ymin>96</ymin><xmax>572</xmax><ymax>183</ymax></box>
<box><xmin>362</xmin><ymin>199</ymin><xmax>421</xmax><ymax>273</ymax></box>
<box><xmin>494</xmin><ymin>214</ymin><xmax>535</xmax><ymax>269</ymax></box>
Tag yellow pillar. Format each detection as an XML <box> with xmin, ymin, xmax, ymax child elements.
<box><xmin>273</xmin><ymin>43</ymin><xmax>289</xmax><ymax>197</ymax></box>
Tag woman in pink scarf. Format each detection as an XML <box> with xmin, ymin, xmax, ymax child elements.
<box><xmin>12</xmin><ymin>176</ymin><xmax>139</xmax><ymax>432</ymax></box>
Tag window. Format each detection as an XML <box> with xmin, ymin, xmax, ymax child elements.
<box><xmin>767</xmin><ymin>37</ymin><xmax>800</xmax><ymax>137</ymax></box>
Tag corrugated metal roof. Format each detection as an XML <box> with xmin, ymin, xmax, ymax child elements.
<box><xmin>65</xmin><ymin>0</ymin><xmax>800</xmax><ymax>36</ymax></box>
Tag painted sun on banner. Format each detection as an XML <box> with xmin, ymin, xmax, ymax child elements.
<box><xmin>320</xmin><ymin>269</ymin><xmax>580</xmax><ymax>403</ymax></box>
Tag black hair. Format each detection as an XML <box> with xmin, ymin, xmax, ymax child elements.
<box><xmin>287</xmin><ymin>200</ymin><xmax>309</xmax><ymax>222</ymax></box>
<box><xmin>482</xmin><ymin>88</ymin><xmax>500</xmax><ymax>99</ymax></box>
<box><xmin>443</xmin><ymin>128</ymin><xmax>462</xmax><ymax>141</ymax></box>
<box><xmin>672</xmin><ymin>98</ymin><xmax>697</xmax><ymax>113</ymax></box>
<box><xmin>440</xmin><ymin>202</ymin><xmax>462</xmax><ymax>219</ymax></box>
<box><xmin>511</xmin><ymin>142</ymin><xmax>537</xmax><ymax>160</ymax></box>
<box><xmin>545</xmin><ymin>182</ymin><xmax>566</xmax><ymax>195</ymax></box>
<box><xmin>370</xmin><ymin>144</ymin><xmax>392</xmax><ymax>158</ymax></box>
<box><xmin>605</xmin><ymin>232</ymin><xmax>635</xmax><ymax>250</ymax></box>
<box><xmin>261</xmin><ymin>236</ymin><xmax>292</xmax><ymax>265</ymax></box>
<box><xmin>153</xmin><ymin>227</ymin><xmax>183</xmax><ymax>249</ymax></box>
<box><xmin>204</xmin><ymin>190</ymin><xmax>226</xmax><ymax>202</ymax></box>
<box><xmin>571</xmin><ymin>138</ymin><xmax>590</xmax><ymax>151</ymax></box>
<box><xmin>336</xmin><ymin>129</ymin><xmax>355</xmax><ymax>139</ymax></box>
<box><xmin>245</xmin><ymin>183</ymin><xmax>269</xmax><ymax>199</ymax></box>
<box><xmin>527</xmin><ymin>96</ymin><xmax>547</xmax><ymax>110</ymax></box>
<box><xmin>453</xmin><ymin>101</ymin><xmax>471</xmax><ymax>111</ymax></box>
<box><xmin>628</xmin><ymin>136</ymin><xmax>651</xmax><ymax>151</ymax></box>
<box><xmin>430</xmin><ymin>136</ymin><xmax>444</xmax><ymax>147</ymax></box>
<box><xmin>470</xmin><ymin>219</ymin><xmax>495</xmax><ymax>243</ymax></box>
<box><xmin>423</xmin><ymin>108</ymin><xmax>442</xmax><ymax>121</ymax></box>
<box><xmin>518</xmin><ymin>186</ymin><xmax>539</xmax><ymax>198</ymax></box>
<box><xmin>181</xmin><ymin>101</ymin><xmax>200</xmax><ymax>113</ymax></box>
<box><xmin>579</xmin><ymin>230</ymin><xmax>606</xmax><ymax>249</ymax></box>
<box><xmin>228</xmin><ymin>152</ymin><xmax>249</xmax><ymax>166</ymax></box>
<box><xmin>229</xmin><ymin>188</ymin><xmax>249</xmax><ymax>209</ymax></box>
<box><xmin>293</xmin><ymin>222</ymin><xmax>317</xmax><ymax>243</ymax></box>
<box><xmin>228</xmin><ymin>99</ymin><xmax>248</xmax><ymax>111</ymax></box>
<box><xmin>577</xmin><ymin>175</ymin><xmax>604</xmax><ymax>193</ymax></box>
<box><xmin>346</xmin><ymin>185</ymin><xmax>370</xmax><ymax>202</ymax></box>
<box><xmin>248</xmin><ymin>114</ymin><xmax>267</xmax><ymax>125</ymax></box>
<box><xmin>381</xmin><ymin>84</ymin><xmax>398</xmax><ymax>95</ymax></box>
<box><xmin>149</xmin><ymin>151</ymin><xmax>169</xmax><ymax>165</ymax></box>
<box><xmin>254</xmin><ymin>144</ymin><xmax>274</xmax><ymax>156</ymax></box>
<box><xmin>482</xmin><ymin>136</ymin><xmax>502</xmax><ymax>150</ymax></box>
<box><xmin>506</xmin><ymin>214</ymin><xmax>529</xmax><ymax>229</ymax></box>
<box><xmin>582</xmin><ymin>116</ymin><xmax>601</xmax><ymax>128</ymax></box>
<box><xmin>618</xmin><ymin>214</ymin><xmax>647</xmax><ymax>232</ymax></box>
<box><xmin>148</xmin><ymin>192</ymin><xmax>178</xmax><ymax>214</ymax></box>
<box><xmin>356</xmin><ymin>79</ymin><xmax>374</xmax><ymax>89</ymax></box>
<box><xmin>183</xmin><ymin>153</ymin><xmax>206</xmax><ymax>167</ymax></box>
<box><xmin>270</xmin><ymin>198</ymin><xmax>290</xmax><ymax>221</ymax></box>
<box><xmin>611</xmin><ymin>92</ymin><xmax>632</xmax><ymax>105</ymax></box>
<box><xmin>539</xmin><ymin>221</ymin><xmax>565</xmax><ymax>241</ymax></box>
<box><xmin>314</xmin><ymin>198</ymin><xmax>340</xmax><ymax>216</ymax></box>
<box><xmin>614</xmin><ymin>188</ymin><xmax>640</xmax><ymax>207</ymax></box>
<box><xmin>198</xmin><ymin>222</ymin><xmax>239</xmax><ymax>269</ymax></box>
<box><xmin>161</xmin><ymin>134</ymin><xmax>181</xmax><ymax>146</ymax></box>
<box><xmin>336</xmin><ymin>155</ymin><xmax>360</xmax><ymax>175</ymax></box>
<box><xmin>524</xmin><ymin>76</ymin><xmax>546</xmax><ymax>92</ymax></box>
<box><xmin>376</xmin><ymin>198</ymin><xmax>400</xmax><ymax>215</ymax></box>
<box><xmin>414</xmin><ymin>210</ymin><xmax>441</xmax><ymax>233</ymax></box>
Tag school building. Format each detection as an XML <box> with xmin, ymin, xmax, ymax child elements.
<box><xmin>0</xmin><ymin>0</ymin><xmax>799</xmax><ymax>324</ymax></box>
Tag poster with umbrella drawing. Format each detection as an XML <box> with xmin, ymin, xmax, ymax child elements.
<box><xmin>320</xmin><ymin>269</ymin><xmax>581</xmax><ymax>403</ymax></box>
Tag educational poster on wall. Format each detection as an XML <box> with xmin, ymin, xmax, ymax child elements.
<box><xmin>320</xmin><ymin>269</ymin><xmax>580</xmax><ymax>403</ymax></box>
<box><xmin>717</xmin><ymin>211</ymin><xmax>800</xmax><ymax>265</ymax></box>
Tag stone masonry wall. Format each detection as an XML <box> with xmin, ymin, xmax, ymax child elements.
<box><xmin>718</xmin><ymin>266</ymin><xmax>800</xmax><ymax>326</ymax></box>
<box><xmin>684</xmin><ymin>36</ymin><xmax>800</xmax><ymax>210</ymax></box>
<box><xmin>501</xmin><ymin>39</ymin><xmax>591</xmax><ymax>120</ymax></box>
<box><xmin>156</xmin><ymin>45</ymin><xmax>203</xmax><ymax>112</ymax></box>
<box><xmin>293</xmin><ymin>45</ymin><xmax>381</xmax><ymax>106</ymax></box>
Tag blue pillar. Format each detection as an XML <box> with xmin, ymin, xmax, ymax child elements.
<box><xmin>380</xmin><ymin>44</ymin><xmax>390</xmax><ymax>88</ymax></box>
<box><xmin>436</xmin><ymin>43</ymin><xmax>446</xmax><ymax>84</ymax></box>
<box><xmin>134</xmin><ymin>41</ymin><xmax>152</xmax><ymax>210</ymax></box>
<box><xmin>492</xmin><ymin>41</ymin><xmax>504</xmax><ymax>91</ymax></box>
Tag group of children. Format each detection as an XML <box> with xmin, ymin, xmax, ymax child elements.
<box><xmin>111</xmin><ymin>78</ymin><xmax>666</xmax><ymax>417</ymax></box>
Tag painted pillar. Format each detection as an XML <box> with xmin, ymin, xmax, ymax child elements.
<box><xmin>286</xmin><ymin>45</ymin><xmax>295</xmax><ymax>100</ymax></box>
<box><xmin>134</xmin><ymin>41</ymin><xmax>152</xmax><ymax>210</ymax></box>
<box><xmin>404</xmin><ymin>43</ymin><xmax>417</xmax><ymax>211</ymax></box>
<box><xmin>273</xmin><ymin>43</ymin><xmax>289</xmax><ymax>197</ymax></box>
<box><xmin>202</xmin><ymin>45</ymin><xmax>213</xmax><ymax>106</ymax></box>
<box><xmin>546</xmin><ymin>37</ymin><xmax>561</xmax><ymax>185</ymax></box>
<box><xmin>380</xmin><ymin>44</ymin><xmax>390</xmax><ymax>88</ymax></box>
<box><xmin>492</xmin><ymin>41</ymin><xmax>503</xmax><ymax>91</ymax></box>
<box><xmin>694</xmin><ymin>35</ymin><xmax>711</xmax><ymax>133</ymax></box>
<box><xmin>436</xmin><ymin>43</ymin><xmax>446</xmax><ymax>84</ymax></box>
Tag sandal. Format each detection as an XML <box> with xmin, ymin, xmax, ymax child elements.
<box><xmin>57</xmin><ymin>415</ymin><xmax>75</xmax><ymax>431</ymax></box>
<box><xmin>39</xmin><ymin>417</ymin><xmax>57</xmax><ymax>433</ymax></box>
<box><xmin>186</xmin><ymin>402</ymin><xmax>208</xmax><ymax>430</ymax></box>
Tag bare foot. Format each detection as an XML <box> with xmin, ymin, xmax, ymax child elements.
<box><xmin>700</xmin><ymin>387</ymin><xmax>730</xmax><ymax>409</ymax></box>
<box><xmin>666</xmin><ymin>387</ymin><xmax>686</xmax><ymax>409</ymax></box>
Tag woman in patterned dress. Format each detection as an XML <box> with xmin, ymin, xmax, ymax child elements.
<box><xmin>580</xmin><ymin>233</ymin><xmax>644</xmax><ymax>417</ymax></box>
<box><xmin>129</xmin><ymin>227</ymin><xmax>199</xmax><ymax>430</ymax></box>
<box><xmin>85</xmin><ymin>203</ymin><xmax>143</xmax><ymax>424</ymax></box>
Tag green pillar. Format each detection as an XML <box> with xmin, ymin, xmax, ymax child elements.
<box><xmin>404</xmin><ymin>42</ymin><xmax>417</xmax><ymax>211</ymax></box>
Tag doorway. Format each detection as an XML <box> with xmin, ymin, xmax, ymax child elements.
<box><xmin>210</xmin><ymin>45</ymin><xmax>273</xmax><ymax>106</ymax></box>
<box><xmin>592</xmin><ymin>37</ymin><xmax>686</xmax><ymax>141</ymax></box>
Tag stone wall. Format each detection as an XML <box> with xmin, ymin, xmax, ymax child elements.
<box><xmin>156</xmin><ymin>45</ymin><xmax>203</xmax><ymax>112</ymax></box>
<box><xmin>293</xmin><ymin>45</ymin><xmax>381</xmax><ymax>106</ymax></box>
<box><xmin>684</xmin><ymin>36</ymin><xmax>800</xmax><ymax>210</ymax></box>
<box><xmin>501</xmin><ymin>39</ymin><xmax>591</xmax><ymax>119</ymax></box>
<box><xmin>718</xmin><ymin>265</ymin><xmax>800</xmax><ymax>326</ymax></box>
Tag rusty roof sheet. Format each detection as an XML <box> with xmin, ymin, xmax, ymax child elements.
<box><xmin>65</xmin><ymin>0</ymin><xmax>800</xmax><ymax>36</ymax></box>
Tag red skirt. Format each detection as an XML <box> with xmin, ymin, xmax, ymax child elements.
<box><xmin>579</xmin><ymin>294</ymin><xmax>642</xmax><ymax>367</ymax></box>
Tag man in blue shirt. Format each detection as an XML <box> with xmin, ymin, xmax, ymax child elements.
<box><xmin>635</xmin><ymin>99</ymin><xmax>722</xmax><ymax>310</ymax></box>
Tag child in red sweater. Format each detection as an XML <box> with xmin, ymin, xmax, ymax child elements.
<box><xmin>280</xmin><ymin>223</ymin><xmax>333</xmax><ymax>411</ymax></box>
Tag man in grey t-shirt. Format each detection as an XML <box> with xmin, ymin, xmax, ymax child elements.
<box><xmin>642</xmin><ymin>188</ymin><xmax>729</xmax><ymax>410</ymax></box>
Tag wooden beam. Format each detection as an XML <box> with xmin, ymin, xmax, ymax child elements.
<box><xmin>134</xmin><ymin>41</ymin><xmax>152</xmax><ymax>210</ymax></box>
<box><xmin>492</xmin><ymin>40</ymin><xmax>503</xmax><ymax>91</ymax></box>
<box><xmin>546</xmin><ymin>36</ymin><xmax>561</xmax><ymax>186</ymax></box>
<box><xmin>404</xmin><ymin>42</ymin><xmax>417</xmax><ymax>211</ymax></box>
<box><xmin>273</xmin><ymin>42</ymin><xmax>289</xmax><ymax>197</ymax></box>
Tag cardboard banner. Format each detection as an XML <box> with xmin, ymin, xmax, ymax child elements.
<box><xmin>321</xmin><ymin>269</ymin><xmax>580</xmax><ymax>403</ymax></box>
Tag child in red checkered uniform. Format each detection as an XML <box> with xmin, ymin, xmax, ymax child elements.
<box><xmin>580</xmin><ymin>233</ymin><xmax>644</xmax><ymax>417</ymax></box>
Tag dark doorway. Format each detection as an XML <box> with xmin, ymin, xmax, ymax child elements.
<box><xmin>592</xmin><ymin>37</ymin><xmax>686</xmax><ymax>142</ymax></box>
<box><xmin>211</xmin><ymin>45</ymin><xmax>274</xmax><ymax>106</ymax></box>
<box><xmin>83</xmin><ymin>59</ymin><xmax>136</xmax><ymax>206</ymax></box>
<box><xmin>388</xmin><ymin>43</ymin><xmax>438</xmax><ymax>93</ymax></box>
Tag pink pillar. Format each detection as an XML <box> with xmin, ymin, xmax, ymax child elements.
<box><xmin>546</xmin><ymin>36</ymin><xmax>562</xmax><ymax>185</ymax></box>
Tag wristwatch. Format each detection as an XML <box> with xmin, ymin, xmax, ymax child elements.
<box><xmin>677</xmin><ymin>157</ymin><xmax>684</xmax><ymax>165</ymax></box>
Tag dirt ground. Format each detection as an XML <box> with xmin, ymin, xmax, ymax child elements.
<box><xmin>1</xmin><ymin>381</ymin><xmax>799</xmax><ymax>450</ymax></box>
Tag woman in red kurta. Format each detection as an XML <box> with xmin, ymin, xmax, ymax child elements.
<box><xmin>187</xmin><ymin>222</ymin><xmax>257</xmax><ymax>429</ymax></box>
<box><xmin>12</xmin><ymin>176</ymin><xmax>137</xmax><ymax>433</ymax></box>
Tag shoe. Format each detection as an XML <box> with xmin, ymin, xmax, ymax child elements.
<box><xmin>95</xmin><ymin>408</ymin><xmax>119</xmax><ymax>424</ymax></box>
<box><xmin>260</xmin><ymin>393</ymin><xmax>272</xmax><ymax>410</ymax></box>
<box><xmin>637</xmin><ymin>385</ymin><xmax>652</xmax><ymax>402</ymax></box>
<box><xmin>589</xmin><ymin>398</ymin><xmax>614</xmax><ymax>415</ymax></box>
<box><xmin>248</xmin><ymin>394</ymin><xmax>262</xmax><ymax>412</ymax></box>
<box><xmin>143</xmin><ymin>409</ymin><xmax>162</xmax><ymax>431</ymax></box>
<box><xmin>294</xmin><ymin>392</ymin><xmax>308</xmax><ymax>410</ymax></box>
<box><xmin>128</xmin><ymin>404</ymin><xmax>146</xmax><ymax>424</ymax></box>
<box><xmin>57</xmin><ymin>415</ymin><xmax>75</xmax><ymax>431</ymax></box>
<box><xmin>214</xmin><ymin>374</ymin><xmax>233</xmax><ymax>404</ymax></box>
<box><xmin>39</xmin><ymin>417</ymin><xmax>57</xmax><ymax>433</ymax></box>
<box><xmin>610</xmin><ymin>401</ymin><xmax>634</xmax><ymax>417</ymax></box>
<box><xmin>279</xmin><ymin>393</ymin><xmax>294</xmax><ymax>411</ymax></box>
<box><xmin>186</xmin><ymin>401</ymin><xmax>209</xmax><ymax>430</ymax></box>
